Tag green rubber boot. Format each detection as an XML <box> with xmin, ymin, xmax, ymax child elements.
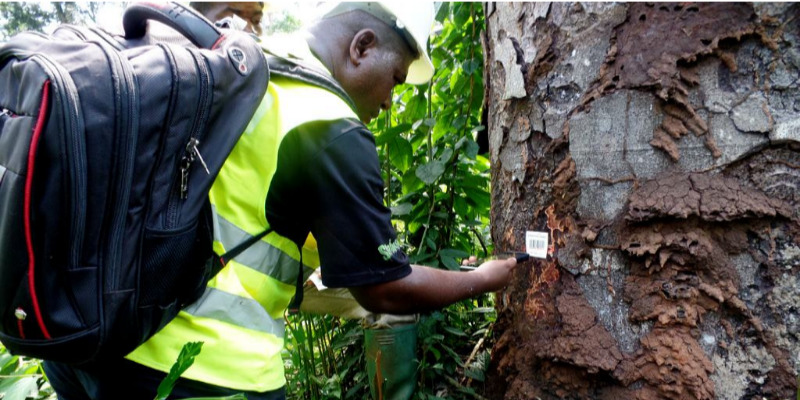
<box><xmin>364</xmin><ymin>323</ymin><xmax>418</xmax><ymax>400</ymax></box>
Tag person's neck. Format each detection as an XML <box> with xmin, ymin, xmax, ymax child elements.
<box><xmin>305</xmin><ymin>29</ymin><xmax>337</xmax><ymax>78</ymax></box>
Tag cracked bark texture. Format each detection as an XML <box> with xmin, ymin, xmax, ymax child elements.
<box><xmin>484</xmin><ymin>3</ymin><xmax>799</xmax><ymax>399</ymax></box>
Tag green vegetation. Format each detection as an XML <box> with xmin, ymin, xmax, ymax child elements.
<box><xmin>0</xmin><ymin>3</ymin><xmax>496</xmax><ymax>399</ymax></box>
<box><xmin>0</xmin><ymin>345</ymin><xmax>53</xmax><ymax>400</ymax></box>
<box><xmin>375</xmin><ymin>2</ymin><xmax>489</xmax><ymax>269</ymax></box>
<box><xmin>155</xmin><ymin>342</ymin><xmax>204</xmax><ymax>400</ymax></box>
<box><xmin>263</xmin><ymin>9</ymin><xmax>302</xmax><ymax>36</ymax></box>
<box><xmin>0</xmin><ymin>2</ymin><xmax>106</xmax><ymax>40</ymax></box>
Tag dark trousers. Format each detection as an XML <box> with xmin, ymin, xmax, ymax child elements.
<box><xmin>43</xmin><ymin>358</ymin><xmax>286</xmax><ymax>400</ymax></box>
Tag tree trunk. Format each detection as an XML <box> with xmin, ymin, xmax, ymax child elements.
<box><xmin>483</xmin><ymin>3</ymin><xmax>799</xmax><ymax>399</ymax></box>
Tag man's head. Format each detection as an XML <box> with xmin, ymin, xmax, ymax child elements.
<box><xmin>190</xmin><ymin>2</ymin><xmax>264</xmax><ymax>36</ymax></box>
<box><xmin>307</xmin><ymin>2</ymin><xmax>435</xmax><ymax>123</ymax></box>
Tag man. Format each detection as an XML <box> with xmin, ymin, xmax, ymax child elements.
<box><xmin>43</xmin><ymin>3</ymin><xmax>516</xmax><ymax>399</ymax></box>
<box><xmin>189</xmin><ymin>2</ymin><xmax>264</xmax><ymax>36</ymax></box>
<box><xmin>194</xmin><ymin>5</ymin><xmax>430</xmax><ymax>399</ymax></box>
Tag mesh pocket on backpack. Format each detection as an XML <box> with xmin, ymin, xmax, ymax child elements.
<box><xmin>139</xmin><ymin>220</ymin><xmax>210</xmax><ymax>307</ymax></box>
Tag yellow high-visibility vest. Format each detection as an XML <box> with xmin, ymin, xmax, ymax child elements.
<box><xmin>127</xmin><ymin>37</ymin><xmax>359</xmax><ymax>392</ymax></box>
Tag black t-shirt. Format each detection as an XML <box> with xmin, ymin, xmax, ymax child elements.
<box><xmin>265</xmin><ymin>118</ymin><xmax>411</xmax><ymax>288</ymax></box>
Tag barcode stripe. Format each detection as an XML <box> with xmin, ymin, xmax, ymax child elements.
<box><xmin>525</xmin><ymin>231</ymin><xmax>549</xmax><ymax>259</ymax></box>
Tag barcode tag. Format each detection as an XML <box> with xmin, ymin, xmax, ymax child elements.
<box><xmin>526</xmin><ymin>231</ymin><xmax>549</xmax><ymax>259</ymax></box>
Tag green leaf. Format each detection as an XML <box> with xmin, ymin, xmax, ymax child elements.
<box><xmin>427</xmin><ymin>347</ymin><xmax>441</xmax><ymax>360</ymax></box>
<box><xmin>434</xmin><ymin>2</ymin><xmax>450</xmax><ymax>22</ymax></box>
<box><xmin>415</xmin><ymin>161</ymin><xmax>446</xmax><ymax>184</ymax></box>
<box><xmin>439</xmin><ymin>248</ymin><xmax>470</xmax><ymax>259</ymax></box>
<box><xmin>374</xmin><ymin>123</ymin><xmax>411</xmax><ymax>146</ymax></box>
<box><xmin>442</xmin><ymin>325</ymin><xmax>468</xmax><ymax>337</ymax></box>
<box><xmin>441</xmin><ymin>344</ymin><xmax>463</xmax><ymax>365</ymax></box>
<box><xmin>0</xmin><ymin>376</ymin><xmax>38</xmax><ymax>400</ymax></box>
<box><xmin>432</xmin><ymin>212</ymin><xmax>448</xmax><ymax>220</ymax></box>
<box><xmin>453</xmin><ymin>3</ymin><xmax>470</xmax><ymax>25</ymax></box>
<box><xmin>0</xmin><ymin>351</ymin><xmax>18</xmax><ymax>375</ymax></box>
<box><xmin>452</xmin><ymin>115</ymin><xmax>467</xmax><ymax>130</ymax></box>
<box><xmin>454</xmin><ymin>136</ymin><xmax>468</xmax><ymax>150</ymax></box>
<box><xmin>462</xmin><ymin>59</ymin><xmax>481</xmax><ymax>75</ymax></box>
<box><xmin>464</xmin><ymin>139</ymin><xmax>480</xmax><ymax>159</ymax></box>
<box><xmin>452</xmin><ymin>73</ymin><xmax>470</xmax><ymax>94</ymax></box>
<box><xmin>425</xmin><ymin>236</ymin><xmax>437</xmax><ymax>252</ymax></box>
<box><xmin>453</xmin><ymin>196</ymin><xmax>469</xmax><ymax>217</ymax></box>
<box><xmin>402</xmin><ymin>169</ymin><xmax>424</xmax><ymax>193</ymax></box>
<box><xmin>465</xmin><ymin>369</ymin><xmax>485</xmax><ymax>382</ymax></box>
<box><xmin>405</xmin><ymin>92</ymin><xmax>427</xmax><ymax>120</ymax></box>
<box><xmin>437</xmin><ymin>147</ymin><xmax>454</xmax><ymax>164</ymax></box>
<box><xmin>440</xmin><ymin>255</ymin><xmax>460</xmax><ymax>271</ymax></box>
<box><xmin>155</xmin><ymin>342</ymin><xmax>204</xmax><ymax>400</ymax></box>
<box><xmin>387</xmin><ymin>134</ymin><xmax>413</xmax><ymax>170</ymax></box>
<box><xmin>390</xmin><ymin>202</ymin><xmax>413</xmax><ymax>216</ymax></box>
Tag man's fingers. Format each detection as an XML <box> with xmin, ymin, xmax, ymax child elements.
<box><xmin>462</xmin><ymin>255</ymin><xmax>478</xmax><ymax>266</ymax></box>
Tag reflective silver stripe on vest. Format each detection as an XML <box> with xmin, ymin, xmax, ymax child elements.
<box><xmin>183</xmin><ymin>287</ymin><xmax>285</xmax><ymax>337</ymax></box>
<box><xmin>212</xmin><ymin>206</ymin><xmax>313</xmax><ymax>285</ymax></box>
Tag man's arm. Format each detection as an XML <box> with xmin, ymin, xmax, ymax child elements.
<box><xmin>349</xmin><ymin>257</ymin><xmax>517</xmax><ymax>314</ymax></box>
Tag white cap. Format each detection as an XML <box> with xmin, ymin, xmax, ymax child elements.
<box><xmin>320</xmin><ymin>2</ymin><xmax>435</xmax><ymax>85</ymax></box>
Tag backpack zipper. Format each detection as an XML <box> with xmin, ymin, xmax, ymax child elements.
<box><xmin>101</xmin><ymin>40</ymin><xmax>138</xmax><ymax>293</ymax></box>
<box><xmin>31</xmin><ymin>55</ymin><xmax>87</xmax><ymax>269</ymax></box>
<box><xmin>69</xmin><ymin>34</ymin><xmax>137</xmax><ymax>293</ymax></box>
<box><xmin>165</xmin><ymin>49</ymin><xmax>212</xmax><ymax>228</ymax></box>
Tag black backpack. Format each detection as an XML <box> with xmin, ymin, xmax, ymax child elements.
<box><xmin>0</xmin><ymin>2</ymin><xmax>269</xmax><ymax>363</ymax></box>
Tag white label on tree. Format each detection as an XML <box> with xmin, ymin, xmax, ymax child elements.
<box><xmin>526</xmin><ymin>231</ymin><xmax>549</xmax><ymax>259</ymax></box>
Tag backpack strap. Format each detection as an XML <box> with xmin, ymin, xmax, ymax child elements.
<box><xmin>217</xmin><ymin>227</ymin><xmax>272</xmax><ymax>267</ymax></box>
<box><xmin>264</xmin><ymin>52</ymin><xmax>358</xmax><ymax>114</ymax></box>
<box><xmin>286</xmin><ymin>249</ymin><xmax>305</xmax><ymax>315</ymax></box>
<box><xmin>217</xmin><ymin>228</ymin><xmax>306</xmax><ymax>315</ymax></box>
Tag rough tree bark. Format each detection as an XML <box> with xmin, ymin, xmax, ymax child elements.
<box><xmin>483</xmin><ymin>3</ymin><xmax>799</xmax><ymax>399</ymax></box>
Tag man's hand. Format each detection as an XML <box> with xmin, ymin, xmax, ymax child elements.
<box><xmin>472</xmin><ymin>256</ymin><xmax>517</xmax><ymax>292</ymax></box>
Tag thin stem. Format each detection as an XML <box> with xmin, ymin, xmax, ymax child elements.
<box><xmin>418</xmin><ymin>37</ymin><xmax>437</xmax><ymax>258</ymax></box>
<box><xmin>384</xmin><ymin>111</ymin><xmax>393</xmax><ymax>206</ymax></box>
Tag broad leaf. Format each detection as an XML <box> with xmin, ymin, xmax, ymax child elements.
<box><xmin>440</xmin><ymin>255</ymin><xmax>460</xmax><ymax>271</ymax></box>
<box><xmin>155</xmin><ymin>342</ymin><xmax>204</xmax><ymax>400</ymax></box>
<box><xmin>416</xmin><ymin>161</ymin><xmax>446</xmax><ymax>185</ymax></box>
<box><xmin>439</xmin><ymin>248</ymin><xmax>470</xmax><ymax>259</ymax></box>
<box><xmin>390</xmin><ymin>202</ymin><xmax>413</xmax><ymax>216</ymax></box>
<box><xmin>0</xmin><ymin>376</ymin><xmax>38</xmax><ymax>400</ymax></box>
<box><xmin>385</xmin><ymin>134</ymin><xmax>413</xmax><ymax>170</ymax></box>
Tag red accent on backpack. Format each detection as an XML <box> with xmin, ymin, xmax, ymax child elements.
<box><xmin>25</xmin><ymin>80</ymin><xmax>52</xmax><ymax>339</ymax></box>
